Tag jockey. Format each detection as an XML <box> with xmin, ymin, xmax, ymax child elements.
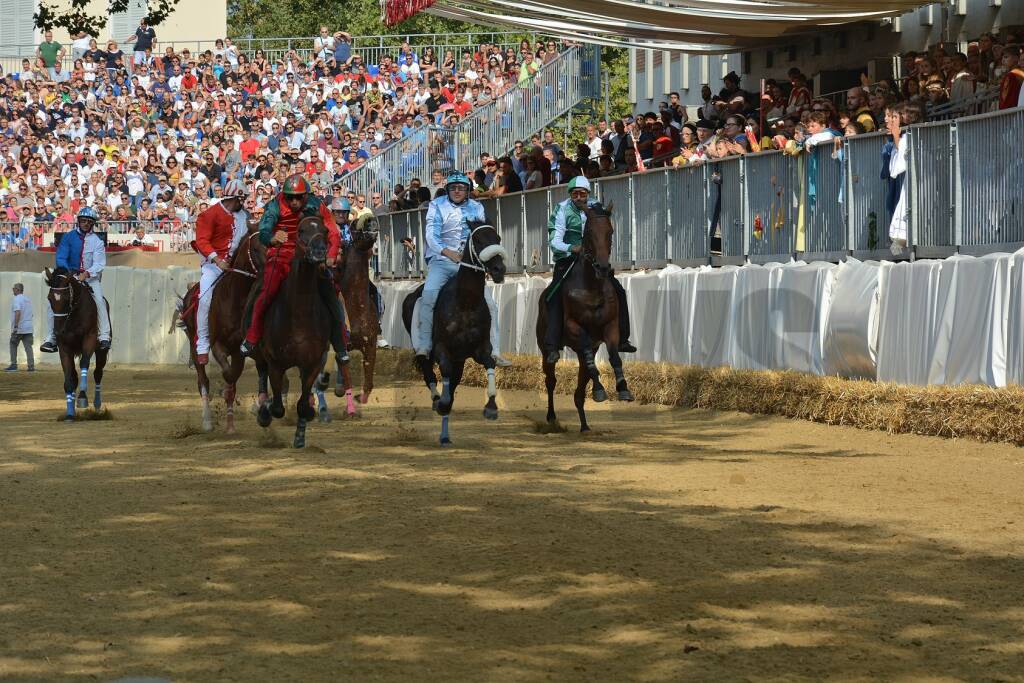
<box><xmin>332</xmin><ymin>196</ymin><xmax>385</xmax><ymax>325</ymax></box>
<box><xmin>240</xmin><ymin>174</ymin><xmax>349</xmax><ymax>366</ymax></box>
<box><xmin>40</xmin><ymin>207</ymin><xmax>111</xmax><ymax>352</ymax></box>
<box><xmin>193</xmin><ymin>179</ymin><xmax>250</xmax><ymax>365</ymax></box>
<box><xmin>415</xmin><ymin>172</ymin><xmax>510</xmax><ymax>367</ymax></box>
<box><xmin>543</xmin><ymin>175</ymin><xmax>636</xmax><ymax>364</ymax></box>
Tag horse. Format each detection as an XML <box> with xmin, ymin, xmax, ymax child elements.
<box><xmin>331</xmin><ymin>213</ymin><xmax>382</xmax><ymax>416</ymax></box>
<box><xmin>401</xmin><ymin>221</ymin><xmax>507</xmax><ymax>446</ymax></box>
<box><xmin>535</xmin><ymin>203</ymin><xmax>634</xmax><ymax>432</ymax></box>
<box><xmin>171</xmin><ymin>228</ymin><xmax>265</xmax><ymax>433</ymax></box>
<box><xmin>252</xmin><ymin>215</ymin><xmax>334</xmax><ymax>448</ymax></box>
<box><xmin>44</xmin><ymin>266</ymin><xmax>111</xmax><ymax>420</ymax></box>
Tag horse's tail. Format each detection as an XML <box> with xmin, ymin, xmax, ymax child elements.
<box><xmin>168</xmin><ymin>294</ymin><xmax>185</xmax><ymax>334</ymax></box>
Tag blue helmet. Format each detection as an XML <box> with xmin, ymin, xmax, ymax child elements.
<box><xmin>445</xmin><ymin>172</ymin><xmax>472</xmax><ymax>191</ymax></box>
<box><xmin>77</xmin><ymin>207</ymin><xmax>99</xmax><ymax>222</ymax></box>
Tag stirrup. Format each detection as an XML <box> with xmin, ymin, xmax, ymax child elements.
<box><xmin>40</xmin><ymin>340</ymin><xmax>58</xmax><ymax>353</ymax></box>
<box><xmin>239</xmin><ymin>340</ymin><xmax>257</xmax><ymax>357</ymax></box>
<box><xmin>544</xmin><ymin>349</ymin><xmax>561</xmax><ymax>364</ymax></box>
<box><xmin>336</xmin><ymin>350</ymin><xmax>350</xmax><ymax>366</ymax></box>
<box><xmin>492</xmin><ymin>354</ymin><xmax>513</xmax><ymax>367</ymax></box>
<box><xmin>620</xmin><ymin>340</ymin><xmax>637</xmax><ymax>353</ymax></box>
<box><xmin>97</xmin><ymin>339</ymin><xmax>111</xmax><ymax>351</ymax></box>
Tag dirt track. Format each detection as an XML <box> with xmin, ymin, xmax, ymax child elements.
<box><xmin>2</xmin><ymin>362</ymin><xmax>1024</xmax><ymax>682</ymax></box>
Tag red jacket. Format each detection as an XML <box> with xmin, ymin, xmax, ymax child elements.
<box><xmin>195</xmin><ymin>202</ymin><xmax>238</xmax><ymax>262</ymax></box>
<box><xmin>260</xmin><ymin>194</ymin><xmax>340</xmax><ymax>262</ymax></box>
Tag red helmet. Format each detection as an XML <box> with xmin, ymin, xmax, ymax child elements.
<box><xmin>282</xmin><ymin>174</ymin><xmax>311</xmax><ymax>196</ymax></box>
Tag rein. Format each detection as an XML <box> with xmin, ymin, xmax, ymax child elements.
<box><xmin>49</xmin><ymin>273</ymin><xmax>77</xmax><ymax>317</ymax></box>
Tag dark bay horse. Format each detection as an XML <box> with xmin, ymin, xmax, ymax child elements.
<box><xmin>332</xmin><ymin>214</ymin><xmax>382</xmax><ymax>415</ymax></box>
<box><xmin>172</xmin><ymin>228</ymin><xmax>264</xmax><ymax>432</ymax></box>
<box><xmin>45</xmin><ymin>267</ymin><xmax>110</xmax><ymax>419</ymax></box>
<box><xmin>254</xmin><ymin>216</ymin><xmax>333</xmax><ymax>448</ymax></box>
<box><xmin>402</xmin><ymin>222</ymin><xmax>506</xmax><ymax>445</ymax></box>
<box><xmin>536</xmin><ymin>203</ymin><xmax>634</xmax><ymax>432</ymax></box>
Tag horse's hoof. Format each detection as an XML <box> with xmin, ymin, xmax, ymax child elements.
<box><xmin>318</xmin><ymin>409</ymin><xmax>332</xmax><ymax>424</ymax></box>
<box><xmin>592</xmin><ymin>388</ymin><xmax>608</xmax><ymax>403</ymax></box>
<box><xmin>617</xmin><ymin>389</ymin><xmax>635</xmax><ymax>402</ymax></box>
<box><xmin>359</xmin><ymin>393</ymin><xmax>369</xmax><ymax>404</ymax></box>
<box><xmin>271</xmin><ymin>404</ymin><xmax>285</xmax><ymax>419</ymax></box>
<box><xmin>293</xmin><ymin>436</ymin><xmax>306</xmax><ymax>449</ymax></box>
<box><xmin>77</xmin><ymin>397</ymin><xmax>88</xmax><ymax>409</ymax></box>
<box><xmin>63</xmin><ymin>414</ymin><xmax>75</xmax><ymax>422</ymax></box>
<box><xmin>257</xmin><ymin>406</ymin><xmax>272</xmax><ymax>428</ymax></box>
<box><xmin>202</xmin><ymin>420</ymin><xmax>214</xmax><ymax>433</ymax></box>
<box><xmin>439</xmin><ymin>437</ymin><xmax>452</xmax><ymax>447</ymax></box>
<box><xmin>334</xmin><ymin>386</ymin><xmax>345</xmax><ymax>398</ymax></box>
<box><xmin>483</xmin><ymin>406</ymin><xmax>498</xmax><ymax>420</ymax></box>
<box><xmin>431</xmin><ymin>397</ymin><xmax>440</xmax><ymax>413</ymax></box>
<box><xmin>345</xmin><ymin>407</ymin><xmax>357</xmax><ymax>417</ymax></box>
<box><xmin>580</xmin><ymin>425</ymin><xmax>591</xmax><ymax>433</ymax></box>
<box><xmin>225</xmin><ymin>425</ymin><xmax>236</xmax><ymax>435</ymax></box>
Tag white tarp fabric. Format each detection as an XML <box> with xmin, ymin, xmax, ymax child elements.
<box><xmin>3</xmin><ymin>248</ymin><xmax>1023</xmax><ymax>387</ymax></box>
<box><xmin>823</xmin><ymin>258</ymin><xmax>880</xmax><ymax>381</ymax></box>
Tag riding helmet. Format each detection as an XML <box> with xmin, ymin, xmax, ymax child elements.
<box><xmin>77</xmin><ymin>206</ymin><xmax>99</xmax><ymax>221</ymax></box>
<box><xmin>222</xmin><ymin>179</ymin><xmax>248</xmax><ymax>199</ymax></box>
<box><xmin>282</xmin><ymin>174</ymin><xmax>311</xmax><ymax>196</ymax></box>
<box><xmin>331</xmin><ymin>197</ymin><xmax>351</xmax><ymax>211</ymax></box>
<box><xmin>567</xmin><ymin>176</ymin><xmax>591</xmax><ymax>193</ymax></box>
<box><xmin>445</xmin><ymin>172</ymin><xmax>472</xmax><ymax>191</ymax></box>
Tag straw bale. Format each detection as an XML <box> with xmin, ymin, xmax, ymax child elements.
<box><xmin>377</xmin><ymin>350</ymin><xmax>1024</xmax><ymax>445</ymax></box>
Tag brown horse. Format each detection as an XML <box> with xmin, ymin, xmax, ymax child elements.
<box><xmin>253</xmin><ymin>216</ymin><xmax>334</xmax><ymax>448</ymax></box>
<box><xmin>333</xmin><ymin>214</ymin><xmax>382</xmax><ymax>415</ymax></box>
<box><xmin>535</xmin><ymin>203</ymin><xmax>634</xmax><ymax>432</ymax></box>
<box><xmin>45</xmin><ymin>266</ymin><xmax>110</xmax><ymax>420</ymax></box>
<box><xmin>172</xmin><ymin>228</ymin><xmax>265</xmax><ymax>432</ymax></box>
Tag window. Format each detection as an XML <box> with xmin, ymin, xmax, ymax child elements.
<box><xmin>111</xmin><ymin>0</ymin><xmax>149</xmax><ymax>43</ymax></box>
<box><xmin>0</xmin><ymin>0</ymin><xmax>36</xmax><ymax>58</ymax></box>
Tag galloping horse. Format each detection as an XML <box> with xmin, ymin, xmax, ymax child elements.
<box><xmin>45</xmin><ymin>267</ymin><xmax>111</xmax><ymax>419</ymax></box>
<box><xmin>326</xmin><ymin>214</ymin><xmax>382</xmax><ymax>416</ymax></box>
<box><xmin>253</xmin><ymin>216</ymin><xmax>333</xmax><ymax>448</ymax></box>
<box><xmin>172</xmin><ymin>228</ymin><xmax>265</xmax><ymax>432</ymax></box>
<box><xmin>402</xmin><ymin>222</ymin><xmax>506</xmax><ymax>445</ymax></box>
<box><xmin>536</xmin><ymin>203</ymin><xmax>634</xmax><ymax>432</ymax></box>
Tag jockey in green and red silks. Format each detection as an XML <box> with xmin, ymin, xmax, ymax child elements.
<box><xmin>240</xmin><ymin>174</ymin><xmax>349</xmax><ymax>365</ymax></box>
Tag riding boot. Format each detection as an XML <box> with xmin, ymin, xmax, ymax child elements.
<box><xmin>318</xmin><ymin>273</ymin><xmax>350</xmax><ymax>365</ymax></box>
<box><xmin>612</xmin><ymin>277</ymin><xmax>636</xmax><ymax>353</ymax></box>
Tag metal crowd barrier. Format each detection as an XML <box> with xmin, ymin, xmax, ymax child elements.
<box><xmin>336</xmin><ymin>46</ymin><xmax>585</xmax><ymax>197</ymax></box>
<box><xmin>369</xmin><ymin>106</ymin><xmax>1024</xmax><ymax>277</ymax></box>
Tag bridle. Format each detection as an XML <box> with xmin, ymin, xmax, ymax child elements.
<box><xmin>49</xmin><ymin>272</ymin><xmax>77</xmax><ymax>318</ymax></box>
<box><xmin>297</xmin><ymin>219</ymin><xmax>328</xmax><ymax>263</ymax></box>
<box><xmin>459</xmin><ymin>224</ymin><xmax>507</xmax><ymax>274</ymax></box>
<box><xmin>578</xmin><ymin>207</ymin><xmax>613</xmax><ymax>276</ymax></box>
<box><xmin>229</xmin><ymin>232</ymin><xmax>259</xmax><ymax>278</ymax></box>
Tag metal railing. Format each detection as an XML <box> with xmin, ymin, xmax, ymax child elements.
<box><xmin>334</xmin><ymin>46</ymin><xmax>587</xmax><ymax>197</ymax></box>
<box><xmin>367</xmin><ymin>106</ymin><xmax>1024</xmax><ymax>277</ymax></box>
<box><xmin>0</xmin><ymin>31</ymin><xmax>534</xmax><ymax>76</ymax></box>
<box><xmin>0</xmin><ymin>219</ymin><xmax>197</xmax><ymax>252</ymax></box>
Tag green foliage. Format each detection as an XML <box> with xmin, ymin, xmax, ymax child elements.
<box><xmin>228</xmin><ymin>0</ymin><xmax>474</xmax><ymax>40</ymax></box>
<box><xmin>549</xmin><ymin>47</ymin><xmax>632</xmax><ymax>151</ymax></box>
<box><xmin>36</xmin><ymin>0</ymin><xmax>181</xmax><ymax>34</ymax></box>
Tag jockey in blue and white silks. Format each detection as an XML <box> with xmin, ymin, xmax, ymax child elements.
<box><xmin>414</xmin><ymin>172</ymin><xmax>510</xmax><ymax>366</ymax></box>
<box><xmin>40</xmin><ymin>207</ymin><xmax>112</xmax><ymax>353</ymax></box>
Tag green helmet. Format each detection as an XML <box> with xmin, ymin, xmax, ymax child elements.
<box><xmin>567</xmin><ymin>175</ymin><xmax>591</xmax><ymax>193</ymax></box>
<box><xmin>282</xmin><ymin>174</ymin><xmax>311</xmax><ymax>196</ymax></box>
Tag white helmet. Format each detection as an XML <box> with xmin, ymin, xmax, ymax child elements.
<box><xmin>567</xmin><ymin>175</ymin><xmax>591</xmax><ymax>193</ymax></box>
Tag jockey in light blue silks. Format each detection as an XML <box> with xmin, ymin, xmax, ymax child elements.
<box><xmin>40</xmin><ymin>207</ymin><xmax>111</xmax><ymax>353</ymax></box>
<box><xmin>414</xmin><ymin>172</ymin><xmax>510</xmax><ymax>366</ymax></box>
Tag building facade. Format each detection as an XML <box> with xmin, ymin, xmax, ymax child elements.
<box><xmin>630</xmin><ymin>0</ymin><xmax>1024</xmax><ymax>112</ymax></box>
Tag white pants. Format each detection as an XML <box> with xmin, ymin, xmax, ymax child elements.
<box><xmin>195</xmin><ymin>262</ymin><xmax>222</xmax><ymax>355</ymax></box>
<box><xmin>46</xmin><ymin>277</ymin><xmax>110</xmax><ymax>342</ymax></box>
<box><xmin>415</xmin><ymin>258</ymin><xmax>501</xmax><ymax>356</ymax></box>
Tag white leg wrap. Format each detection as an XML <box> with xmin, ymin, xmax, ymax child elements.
<box><xmin>486</xmin><ymin>368</ymin><xmax>496</xmax><ymax>398</ymax></box>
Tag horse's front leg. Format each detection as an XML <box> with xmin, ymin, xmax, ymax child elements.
<box><xmin>314</xmin><ymin>354</ymin><xmax>333</xmax><ymax>423</ymax></box>
<box><xmin>569</xmin><ymin>322</ymin><xmax>605</xmax><ymax>402</ymax></box>
<box><xmin>269</xmin><ymin>366</ymin><xmax>286</xmax><ymax>419</ymax></box>
<box><xmin>360</xmin><ymin>342</ymin><xmax>376</xmax><ymax>405</ymax></box>
<box><xmin>255</xmin><ymin>360</ymin><xmax>272</xmax><ymax>427</ymax></box>
<box><xmin>61</xmin><ymin>351</ymin><xmax>77</xmax><ymax>420</ymax></box>
<box><xmin>604</xmin><ymin>323</ymin><xmax>634</xmax><ymax>402</ymax></box>
<box><xmin>574</xmin><ymin>361</ymin><xmax>591</xmax><ymax>432</ymax></box>
<box><xmin>197</xmin><ymin>361</ymin><xmax>213</xmax><ymax>432</ymax></box>
<box><xmin>436</xmin><ymin>347</ymin><xmax>454</xmax><ymax>446</ymax></box>
<box><xmin>93</xmin><ymin>349</ymin><xmax>107</xmax><ymax>409</ymax></box>
<box><xmin>476</xmin><ymin>350</ymin><xmax>498</xmax><ymax>421</ymax></box>
<box><xmin>293</xmin><ymin>366</ymin><xmax>318</xmax><ymax>449</ymax></box>
<box><xmin>77</xmin><ymin>352</ymin><xmax>91</xmax><ymax>410</ymax></box>
<box><xmin>220</xmin><ymin>351</ymin><xmax>244</xmax><ymax>434</ymax></box>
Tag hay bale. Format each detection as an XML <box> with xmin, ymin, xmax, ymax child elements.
<box><xmin>375</xmin><ymin>349</ymin><xmax>1024</xmax><ymax>446</ymax></box>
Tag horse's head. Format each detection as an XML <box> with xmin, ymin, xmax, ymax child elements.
<box><xmin>45</xmin><ymin>266</ymin><xmax>78</xmax><ymax>333</ymax></box>
<box><xmin>351</xmin><ymin>214</ymin><xmax>379</xmax><ymax>251</ymax></box>
<box><xmin>464</xmin><ymin>220</ymin><xmax>506</xmax><ymax>284</ymax></box>
<box><xmin>297</xmin><ymin>215</ymin><xmax>329</xmax><ymax>264</ymax></box>
<box><xmin>234</xmin><ymin>228</ymin><xmax>266</xmax><ymax>273</ymax></box>
<box><xmin>583</xmin><ymin>202</ymin><xmax>615</xmax><ymax>279</ymax></box>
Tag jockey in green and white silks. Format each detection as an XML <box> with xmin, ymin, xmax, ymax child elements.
<box><xmin>414</xmin><ymin>172</ymin><xmax>510</xmax><ymax>367</ymax></box>
<box><xmin>543</xmin><ymin>175</ymin><xmax>636</xmax><ymax>364</ymax></box>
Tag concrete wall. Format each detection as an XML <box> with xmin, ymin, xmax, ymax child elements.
<box><xmin>0</xmin><ymin>265</ymin><xmax>198</xmax><ymax>365</ymax></box>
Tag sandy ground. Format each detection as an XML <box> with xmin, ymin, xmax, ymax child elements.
<box><xmin>1</xmin><ymin>362</ymin><xmax>1024</xmax><ymax>683</ymax></box>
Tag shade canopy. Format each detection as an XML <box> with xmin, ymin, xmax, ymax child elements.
<box><xmin>383</xmin><ymin>0</ymin><xmax>927</xmax><ymax>53</ymax></box>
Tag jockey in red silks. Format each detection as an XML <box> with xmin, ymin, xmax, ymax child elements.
<box><xmin>240</xmin><ymin>174</ymin><xmax>349</xmax><ymax>366</ymax></box>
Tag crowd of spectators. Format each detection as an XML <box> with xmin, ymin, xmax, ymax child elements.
<box><xmin>0</xmin><ymin>21</ymin><xmax>566</xmax><ymax>251</ymax></box>
<box><xmin>1</xmin><ymin>20</ymin><xmax>1022</xmax><ymax>252</ymax></box>
<box><xmin>383</xmin><ymin>29</ymin><xmax>1024</xmax><ymax>206</ymax></box>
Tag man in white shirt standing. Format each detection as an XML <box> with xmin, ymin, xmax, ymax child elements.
<box><xmin>5</xmin><ymin>283</ymin><xmax>35</xmax><ymax>372</ymax></box>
